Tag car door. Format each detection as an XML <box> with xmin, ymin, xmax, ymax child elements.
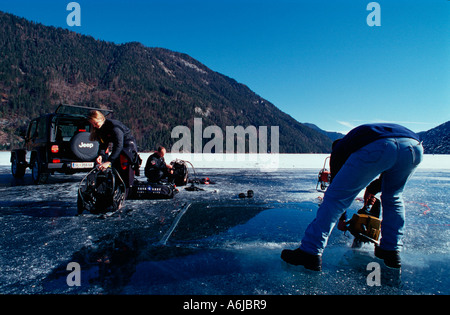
<box><xmin>26</xmin><ymin>117</ymin><xmax>48</xmax><ymax>161</ymax></box>
<box><xmin>25</xmin><ymin>119</ymin><xmax>38</xmax><ymax>162</ymax></box>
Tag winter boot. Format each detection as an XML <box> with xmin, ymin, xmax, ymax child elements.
<box><xmin>375</xmin><ymin>245</ymin><xmax>401</xmax><ymax>269</ymax></box>
<box><xmin>281</xmin><ymin>248</ymin><xmax>322</xmax><ymax>271</ymax></box>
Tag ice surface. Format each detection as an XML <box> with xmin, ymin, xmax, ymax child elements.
<box><xmin>0</xmin><ymin>152</ymin><xmax>449</xmax><ymax>295</ymax></box>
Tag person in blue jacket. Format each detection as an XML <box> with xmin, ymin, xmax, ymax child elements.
<box><xmin>281</xmin><ymin>123</ymin><xmax>423</xmax><ymax>270</ymax></box>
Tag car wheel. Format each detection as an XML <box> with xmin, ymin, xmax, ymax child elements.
<box><xmin>11</xmin><ymin>154</ymin><xmax>26</xmax><ymax>178</ymax></box>
<box><xmin>31</xmin><ymin>157</ymin><xmax>49</xmax><ymax>184</ymax></box>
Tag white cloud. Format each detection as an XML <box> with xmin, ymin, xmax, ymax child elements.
<box><xmin>336</xmin><ymin>120</ymin><xmax>355</xmax><ymax>128</ymax></box>
<box><xmin>336</xmin><ymin>121</ymin><xmax>356</xmax><ymax>134</ymax></box>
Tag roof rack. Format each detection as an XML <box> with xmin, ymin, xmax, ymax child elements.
<box><xmin>55</xmin><ymin>104</ymin><xmax>114</xmax><ymax>116</ymax></box>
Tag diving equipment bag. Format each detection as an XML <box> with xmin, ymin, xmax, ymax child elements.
<box><xmin>128</xmin><ymin>180</ymin><xmax>177</xmax><ymax>200</ymax></box>
<box><xmin>77</xmin><ymin>166</ymin><xmax>126</xmax><ymax>215</ymax></box>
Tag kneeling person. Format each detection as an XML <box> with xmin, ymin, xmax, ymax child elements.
<box><xmin>145</xmin><ymin>146</ymin><xmax>173</xmax><ymax>183</ymax></box>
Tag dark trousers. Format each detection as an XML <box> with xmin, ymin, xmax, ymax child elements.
<box><xmin>146</xmin><ymin>169</ymin><xmax>167</xmax><ymax>183</ymax></box>
<box><xmin>113</xmin><ymin>153</ymin><xmax>135</xmax><ymax>199</ymax></box>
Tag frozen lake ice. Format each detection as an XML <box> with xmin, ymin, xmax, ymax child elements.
<box><xmin>0</xmin><ymin>152</ymin><xmax>449</xmax><ymax>295</ymax></box>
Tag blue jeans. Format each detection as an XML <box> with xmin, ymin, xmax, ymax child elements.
<box><xmin>300</xmin><ymin>138</ymin><xmax>423</xmax><ymax>255</ymax></box>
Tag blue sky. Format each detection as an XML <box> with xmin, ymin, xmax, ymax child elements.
<box><xmin>1</xmin><ymin>0</ymin><xmax>448</xmax><ymax>133</ymax></box>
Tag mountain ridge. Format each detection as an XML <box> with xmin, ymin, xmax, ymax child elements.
<box><xmin>418</xmin><ymin>121</ymin><xmax>450</xmax><ymax>154</ymax></box>
<box><xmin>0</xmin><ymin>11</ymin><xmax>332</xmax><ymax>153</ymax></box>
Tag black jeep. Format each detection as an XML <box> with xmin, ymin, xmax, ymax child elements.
<box><xmin>10</xmin><ymin>104</ymin><xmax>112</xmax><ymax>184</ymax></box>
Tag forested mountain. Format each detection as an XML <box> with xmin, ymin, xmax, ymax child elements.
<box><xmin>418</xmin><ymin>121</ymin><xmax>450</xmax><ymax>154</ymax></box>
<box><xmin>0</xmin><ymin>11</ymin><xmax>333</xmax><ymax>153</ymax></box>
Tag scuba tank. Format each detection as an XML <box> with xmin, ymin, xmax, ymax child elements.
<box><xmin>170</xmin><ymin>159</ymin><xmax>189</xmax><ymax>186</ymax></box>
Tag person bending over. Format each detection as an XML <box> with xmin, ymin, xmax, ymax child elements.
<box><xmin>281</xmin><ymin>123</ymin><xmax>423</xmax><ymax>270</ymax></box>
<box><xmin>88</xmin><ymin>110</ymin><xmax>140</xmax><ymax>198</ymax></box>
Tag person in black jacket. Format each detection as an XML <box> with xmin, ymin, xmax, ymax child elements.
<box><xmin>144</xmin><ymin>146</ymin><xmax>173</xmax><ymax>183</ymax></box>
<box><xmin>281</xmin><ymin>123</ymin><xmax>423</xmax><ymax>270</ymax></box>
<box><xmin>88</xmin><ymin>110</ymin><xmax>140</xmax><ymax>197</ymax></box>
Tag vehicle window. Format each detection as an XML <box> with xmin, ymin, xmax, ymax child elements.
<box><xmin>53</xmin><ymin>118</ymin><xmax>91</xmax><ymax>142</ymax></box>
<box><xmin>36</xmin><ymin>117</ymin><xmax>47</xmax><ymax>141</ymax></box>
<box><xmin>27</xmin><ymin>120</ymin><xmax>38</xmax><ymax>139</ymax></box>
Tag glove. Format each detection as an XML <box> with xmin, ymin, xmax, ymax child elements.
<box><xmin>363</xmin><ymin>191</ymin><xmax>377</xmax><ymax>207</ymax></box>
<box><xmin>337</xmin><ymin>211</ymin><xmax>348</xmax><ymax>231</ymax></box>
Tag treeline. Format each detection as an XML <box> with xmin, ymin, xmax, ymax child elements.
<box><xmin>0</xmin><ymin>11</ymin><xmax>333</xmax><ymax>153</ymax></box>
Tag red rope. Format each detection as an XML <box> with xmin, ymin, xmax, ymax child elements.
<box><xmin>406</xmin><ymin>201</ymin><xmax>431</xmax><ymax>215</ymax></box>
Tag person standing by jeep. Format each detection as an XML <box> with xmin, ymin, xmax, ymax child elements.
<box><xmin>87</xmin><ymin>110</ymin><xmax>140</xmax><ymax>197</ymax></box>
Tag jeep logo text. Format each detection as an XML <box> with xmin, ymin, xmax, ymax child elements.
<box><xmin>79</xmin><ymin>142</ymin><xmax>94</xmax><ymax>149</ymax></box>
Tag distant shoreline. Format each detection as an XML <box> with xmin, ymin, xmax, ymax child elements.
<box><xmin>0</xmin><ymin>151</ymin><xmax>448</xmax><ymax>170</ymax></box>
